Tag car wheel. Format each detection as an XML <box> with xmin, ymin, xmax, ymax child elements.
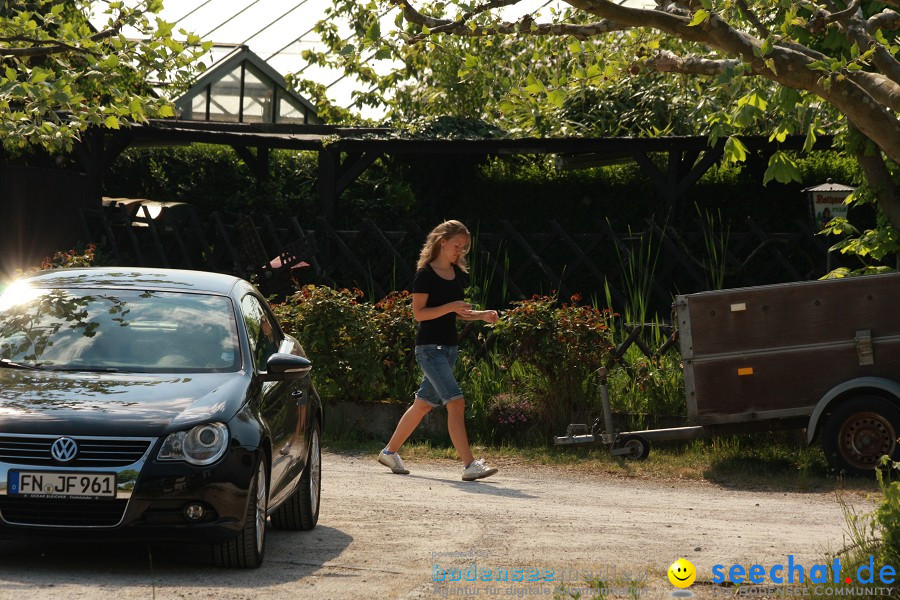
<box><xmin>822</xmin><ymin>395</ymin><xmax>900</xmax><ymax>476</ymax></box>
<box><xmin>271</xmin><ymin>421</ymin><xmax>321</xmax><ymax>531</ymax></box>
<box><xmin>212</xmin><ymin>458</ymin><xmax>268</xmax><ymax>568</ymax></box>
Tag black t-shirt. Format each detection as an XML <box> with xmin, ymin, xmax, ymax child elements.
<box><xmin>412</xmin><ymin>263</ymin><xmax>467</xmax><ymax>346</ymax></box>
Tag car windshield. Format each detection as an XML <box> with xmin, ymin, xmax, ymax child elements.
<box><xmin>0</xmin><ymin>285</ymin><xmax>241</xmax><ymax>373</ymax></box>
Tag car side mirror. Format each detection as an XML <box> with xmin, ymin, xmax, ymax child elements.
<box><xmin>260</xmin><ymin>353</ymin><xmax>312</xmax><ymax>382</ymax></box>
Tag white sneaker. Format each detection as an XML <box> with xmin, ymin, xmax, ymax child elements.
<box><xmin>462</xmin><ymin>458</ymin><xmax>498</xmax><ymax>481</ymax></box>
<box><xmin>377</xmin><ymin>450</ymin><xmax>409</xmax><ymax>474</ymax></box>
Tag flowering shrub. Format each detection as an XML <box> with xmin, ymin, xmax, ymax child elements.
<box><xmin>21</xmin><ymin>244</ymin><xmax>100</xmax><ymax>274</ymax></box>
<box><xmin>493</xmin><ymin>294</ymin><xmax>616</xmax><ymax>434</ymax></box>
<box><xmin>273</xmin><ymin>285</ymin><xmax>383</xmax><ymax>402</ymax></box>
<box><xmin>487</xmin><ymin>392</ymin><xmax>538</xmax><ymax>444</ymax></box>
<box><xmin>373</xmin><ymin>291</ymin><xmax>419</xmax><ymax>401</ymax></box>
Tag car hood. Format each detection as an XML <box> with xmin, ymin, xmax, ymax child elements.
<box><xmin>0</xmin><ymin>369</ymin><xmax>251</xmax><ymax>436</ymax></box>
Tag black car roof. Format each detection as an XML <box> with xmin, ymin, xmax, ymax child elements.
<box><xmin>19</xmin><ymin>268</ymin><xmax>243</xmax><ymax>295</ymax></box>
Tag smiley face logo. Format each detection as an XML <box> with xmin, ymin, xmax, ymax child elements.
<box><xmin>668</xmin><ymin>558</ymin><xmax>697</xmax><ymax>588</ymax></box>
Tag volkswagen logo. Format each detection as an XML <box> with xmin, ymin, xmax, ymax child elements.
<box><xmin>50</xmin><ymin>437</ymin><xmax>78</xmax><ymax>463</ymax></box>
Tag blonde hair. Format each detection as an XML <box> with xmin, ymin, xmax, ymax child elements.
<box><xmin>416</xmin><ymin>220</ymin><xmax>471</xmax><ymax>272</ymax></box>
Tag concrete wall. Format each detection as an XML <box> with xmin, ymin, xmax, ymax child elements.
<box><xmin>327</xmin><ymin>400</ymin><xmax>450</xmax><ymax>443</ymax></box>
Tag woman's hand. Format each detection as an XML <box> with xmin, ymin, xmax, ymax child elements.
<box><xmin>480</xmin><ymin>310</ymin><xmax>499</xmax><ymax>324</ymax></box>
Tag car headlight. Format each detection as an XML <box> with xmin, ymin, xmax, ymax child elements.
<box><xmin>158</xmin><ymin>423</ymin><xmax>229</xmax><ymax>465</ymax></box>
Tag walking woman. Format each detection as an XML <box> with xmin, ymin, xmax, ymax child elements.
<box><xmin>377</xmin><ymin>220</ymin><xmax>499</xmax><ymax>481</ymax></box>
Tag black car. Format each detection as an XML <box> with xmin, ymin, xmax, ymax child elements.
<box><xmin>0</xmin><ymin>268</ymin><xmax>322</xmax><ymax>568</ymax></box>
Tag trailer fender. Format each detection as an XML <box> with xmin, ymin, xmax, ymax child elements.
<box><xmin>806</xmin><ymin>376</ymin><xmax>900</xmax><ymax>445</ymax></box>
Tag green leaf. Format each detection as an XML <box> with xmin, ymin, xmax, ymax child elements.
<box><xmin>754</xmin><ymin>37</ymin><xmax>773</xmax><ymax>58</ymax></box>
<box><xmin>802</xmin><ymin>127</ymin><xmax>817</xmax><ymax>153</ymax></box>
<box><xmin>762</xmin><ymin>151</ymin><xmax>801</xmax><ymax>185</ymax></box>
<box><xmin>104</xmin><ymin>115</ymin><xmax>120</xmax><ymax>129</ymax></box>
<box><xmin>339</xmin><ymin>44</ymin><xmax>355</xmax><ymax>55</ymax></box>
<box><xmin>546</xmin><ymin>89</ymin><xmax>566</xmax><ymax>108</ymax></box>
<box><xmin>737</xmin><ymin>91</ymin><xmax>768</xmax><ymax>111</ymax></box>
<box><xmin>158</xmin><ymin>104</ymin><xmax>175</xmax><ymax>118</ymax></box>
<box><xmin>100</xmin><ymin>54</ymin><xmax>120</xmax><ymax>69</ymax></box>
<box><xmin>688</xmin><ymin>9</ymin><xmax>710</xmax><ymax>27</ymax></box>
<box><xmin>5</xmin><ymin>67</ymin><xmax>17</xmax><ymax>82</ymax></box>
<box><xmin>366</xmin><ymin>21</ymin><xmax>381</xmax><ymax>42</ymax></box>
<box><xmin>723</xmin><ymin>136</ymin><xmax>747</xmax><ymax>164</ymax></box>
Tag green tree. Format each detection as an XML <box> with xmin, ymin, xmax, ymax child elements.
<box><xmin>0</xmin><ymin>0</ymin><xmax>210</xmax><ymax>154</ymax></box>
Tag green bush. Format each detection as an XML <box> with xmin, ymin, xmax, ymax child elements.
<box><xmin>273</xmin><ymin>285</ymin><xmax>383</xmax><ymax>402</ymax></box>
<box><xmin>492</xmin><ymin>294</ymin><xmax>616</xmax><ymax>435</ymax></box>
<box><xmin>875</xmin><ymin>459</ymin><xmax>900</xmax><ymax>565</ymax></box>
<box><xmin>373</xmin><ymin>291</ymin><xmax>418</xmax><ymax>402</ymax></box>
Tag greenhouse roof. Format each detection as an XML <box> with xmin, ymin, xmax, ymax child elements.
<box><xmin>172</xmin><ymin>45</ymin><xmax>322</xmax><ymax>125</ymax></box>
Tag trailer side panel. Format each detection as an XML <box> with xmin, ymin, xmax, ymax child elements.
<box><xmin>677</xmin><ymin>273</ymin><xmax>900</xmax><ymax>425</ymax></box>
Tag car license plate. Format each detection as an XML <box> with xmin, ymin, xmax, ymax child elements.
<box><xmin>8</xmin><ymin>471</ymin><xmax>116</xmax><ymax>499</ymax></box>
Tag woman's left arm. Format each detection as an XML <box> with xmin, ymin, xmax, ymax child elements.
<box><xmin>459</xmin><ymin>310</ymin><xmax>499</xmax><ymax>324</ymax></box>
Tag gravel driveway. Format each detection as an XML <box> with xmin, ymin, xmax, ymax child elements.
<box><xmin>0</xmin><ymin>451</ymin><xmax>876</xmax><ymax>599</ymax></box>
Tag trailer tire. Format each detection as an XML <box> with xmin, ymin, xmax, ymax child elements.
<box><xmin>619</xmin><ymin>435</ymin><xmax>651</xmax><ymax>460</ymax></box>
<box><xmin>822</xmin><ymin>395</ymin><xmax>900</xmax><ymax>476</ymax></box>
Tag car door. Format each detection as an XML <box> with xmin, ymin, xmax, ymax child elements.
<box><xmin>240</xmin><ymin>293</ymin><xmax>299</xmax><ymax>504</ymax></box>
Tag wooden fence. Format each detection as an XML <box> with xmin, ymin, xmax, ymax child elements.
<box><xmin>80</xmin><ymin>203</ymin><xmax>845</xmax><ymax>319</ymax></box>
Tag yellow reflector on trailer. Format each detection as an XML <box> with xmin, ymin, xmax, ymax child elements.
<box><xmin>737</xmin><ymin>367</ymin><xmax>754</xmax><ymax>376</ymax></box>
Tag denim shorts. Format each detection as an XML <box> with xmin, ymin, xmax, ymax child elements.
<box><xmin>414</xmin><ymin>344</ymin><xmax>464</xmax><ymax>407</ymax></box>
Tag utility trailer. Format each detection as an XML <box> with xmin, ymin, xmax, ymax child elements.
<box><xmin>555</xmin><ymin>272</ymin><xmax>900</xmax><ymax>475</ymax></box>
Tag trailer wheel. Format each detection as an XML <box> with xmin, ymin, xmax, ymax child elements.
<box><xmin>619</xmin><ymin>435</ymin><xmax>651</xmax><ymax>460</ymax></box>
<box><xmin>822</xmin><ymin>395</ymin><xmax>900</xmax><ymax>476</ymax></box>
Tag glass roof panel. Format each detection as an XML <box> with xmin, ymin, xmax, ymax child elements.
<box><xmin>241</xmin><ymin>63</ymin><xmax>275</xmax><ymax>124</ymax></box>
<box><xmin>277</xmin><ymin>94</ymin><xmax>307</xmax><ymax>124</ymax></box>
<box><xmin>188</xmin><ymin>91</ymin><xmax>207</xmax><ymax>121</ymax></box>
<box><xmin>208</xmin><ymin>63</ymin><xmax>242</xmax><ymax>122</ymax></box>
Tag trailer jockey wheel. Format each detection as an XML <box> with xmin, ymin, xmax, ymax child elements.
<box><xmin>822</xmin><ymin>395</ymin><xmax>900</xmax><ymax>477</ymax></box>
<box><xmin>619</xmin><ymin>435</ymin><xmax>651</xmax><ymax>460</ymax></box>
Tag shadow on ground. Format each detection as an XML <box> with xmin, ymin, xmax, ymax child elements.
<box><xmin>0</xmin><ymin>524</ymin><xmax>352</xmax><ymax>588</ymax></box>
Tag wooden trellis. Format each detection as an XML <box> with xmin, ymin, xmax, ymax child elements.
<box><xmin>80</xmin><ymin>206</ymin><xmax>847</xmax><ymax>315</ymax></box>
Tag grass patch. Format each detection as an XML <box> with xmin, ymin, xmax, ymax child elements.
<box><xmin>323</xmin><ymin>430</ymin><xmax>877</xmax><ymax>493</ymax></box>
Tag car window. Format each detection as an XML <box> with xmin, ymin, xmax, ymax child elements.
<box><xmin>240</xmin><ymin>294</ymin><xmax>281</xmax><ymax>372</ymax></box>
<box><xmin>0</xmin><ymin>286</ymin><xmax>240</xmax><ymax>373</ymax></box>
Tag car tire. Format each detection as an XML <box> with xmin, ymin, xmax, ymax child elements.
<box><xmin>822</xmin><ymin>395</ymin><xmax>900</xmax><ymax>476</ymax></box>
<box><xmin>271</xmin><ymin>421</ymin><xmax>321</xmax><ymax>531</ymax></box>
<box><xmin>212</xmin><ymin>458</ymin><xmax>268</xmax><ymax>568</ymax></box>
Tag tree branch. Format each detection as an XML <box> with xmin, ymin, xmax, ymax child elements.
<box><xmin>0</xmin><ymin>18</ymin><xmax>124</xmax><ymax>59</ymax></box>
<box><xmin>418</xmin><ymin>18</ymin><xmax>630</xmax><ymax>39</ymax></box>
<box><xmin>736</xmin><ymin>0</ymin><xmax>769</xmax><ymax>38</ymax></box>
<box><xmin>396</xmin><ymin>0</ymin><xmax>629</xmax><ymax>39</ymax></box>
<box><xmin>843</xmin><ymin>13</ymin><xmax>900</xmax><ymax>87</ymax></box>
<box><xmin>645</xmin><ymin>49</ymin><xmax>740</xmax><ymax>75</ymax></box>
<box><xmin>852</xmin><ymin>127</ymin><xmax>900</xmax><ymax>231</ymax></box>
<box><xmin>807</xmin><ymin>0</ymin><xmax>861</xmax><ymax>34</ymax></box>
<box><xmin>868</xmin><ymin>9</ymin><xmax>900</xmax><ymax>32</ymax></box>
<box><xmin>1</xmin><ymin>43</ymin><xmax>100</xmax><ymax>58</ymax></box>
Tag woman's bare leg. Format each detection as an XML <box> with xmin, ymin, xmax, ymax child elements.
<box><xmin>445</xmin><ymin>397</ymin><xmax>474</xmax><ymax>466</ymax></box>
<box><xmin>385</xmin><ymin>397</ymin><xmax>434</xmax><ymax>452</ymax></box>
